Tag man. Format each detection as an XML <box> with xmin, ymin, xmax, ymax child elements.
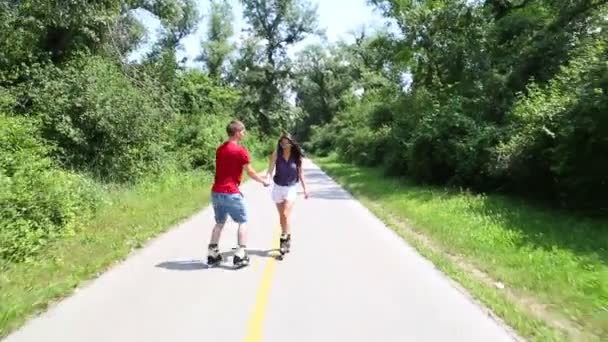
<box><xmin>207</xmin><ymin>120</ymin><xmax>269</xmax><ymax>267</ymax></box>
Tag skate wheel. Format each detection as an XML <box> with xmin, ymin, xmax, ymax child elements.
<box><xmin>234</xmin><ymin>258</ymin><xmax>250</xmax><ymax>268</ymax></box>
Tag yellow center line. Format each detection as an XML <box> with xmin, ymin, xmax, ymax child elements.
<box><xmin>244</xmin><ymin>228</ymin><xmax>280</xmax><ymax>342</ymax></box>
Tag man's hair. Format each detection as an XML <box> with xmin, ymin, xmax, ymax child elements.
<box><xmin>226</xmin><ymin>120</ymin><xmax>245</xmax><ymax>137</ymax></box>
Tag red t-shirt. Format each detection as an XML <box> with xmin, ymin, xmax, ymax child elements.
<box><xmin>211</xmin><ymin>141</ymin><xmax>250</xmax><ymax>194</ymax></box>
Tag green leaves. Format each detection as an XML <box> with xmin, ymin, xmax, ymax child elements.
<box><xmin>237</xmin><ymin>0</ymin><xmax>320</xmax><ymax>134</ymax></box>
<box><xmin>304</xmin><ymin>0</ymin><xmax>608</xmax><ymax>209</ymax></box>
<box><xmin>496</xmin><ymin>36</ymin><xmax>608</xmax><ymax>207</ymax></box>
<box><xmin>0</xmin><ymin>114</ymin><xmax>102</xmax><ymax>263</ymax></box>
<box><xmin>0</xmin><ymin>0</ymin><xmax>273</xmax><ymax>266</ymax></box>
<box><xmin>197</xmin><ymin>0</ymin><xmax>236</xmax><ymax>80</ymax></box>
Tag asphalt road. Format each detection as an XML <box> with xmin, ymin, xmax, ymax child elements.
<box><xmin>3</xmin><ymin>159</ymin><xmax>517</xmax><ymax>342</ymax></box>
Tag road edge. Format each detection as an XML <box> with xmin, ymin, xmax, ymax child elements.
<box><xmin>310</xmin><ymin>159</ymin><xmax>526</xmax><ymax>342</ymax></box>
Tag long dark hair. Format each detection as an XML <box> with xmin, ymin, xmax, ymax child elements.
<box><xmin>276</xmin><ymin>133</ymin><xmax>303</xmax><ymax>169</ymax></box>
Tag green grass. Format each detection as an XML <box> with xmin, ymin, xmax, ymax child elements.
<box><xmin>0</xmin><ymin>159</ymin><xmax>267</xmax><ymax>338</ymax></box>
<box><xmin>315</xmin><ymin>155</ymin><xmax>608</xmax><ymax>342</ymax></box>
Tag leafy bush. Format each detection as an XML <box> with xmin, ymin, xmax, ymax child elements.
<box><xmin>242</xmin><ymin>132</ymin><xmax>276</xmax><ymax>159</ymax></box>
<box><xmin>308</xmin><ymin>89</ymin><xmax>500</xmax><ymax>186</ymax></box>
<box><xmin>495</xmin><ymin>38</ymin><xmax>608</xmax><ymax>208</ymax></box>
<box><xmin>306</xmin><ymin>123</ymin><xmax>335</xmax><ymax>156</ymax></box>
<box><xmin>0</xmin><ymin>87</ymin><xmax>14</xmax><ymax>112</ymax></box>
<box><xmin>331</xmin><ymin>107</ymin><xmax>390</xmax><ymax>166</ymax></box>
<box><xmin>402</xmin><ymin>95</ymin><xmax>500</xmax><ymax>187</ymax></box>
<box><xmin>22</xmin><ymin>56</ymin><xmax>169</xmax><ymax>182</ymax></box>
<box><xmin>175</xmin><ymin>70</ymin><xmax>240</xmax><ymax>117</ymax></box>
<box><xmin>172</xmin><ymin>114</ymin><xmax>230</xmax><ymax>171</ymax></box>
<box><xmin>305</xmin><ymin>30</ymin><xmax>607</xmax><ymax>210</ymax></box>
<box><xmin>169</xmin><ymin>70</ymin><xmax>270</xmax><ymax>170</ymax></box>
<box><xmin>0</xmin><ymin>114</ymin><xmax>102</xmax><ymax>262</ymax></box>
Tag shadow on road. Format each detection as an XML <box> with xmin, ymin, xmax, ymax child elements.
<box><xmin>155</xmin><ymin>249</ymin><xmax>279</xmax><ymax>271</ymax></box>
<box><xmin>306</xmin><ymin>189</ymin><xmax>352</xmax><ymax>200</ymax></box>
<box><xmin>156</xmin><ymin>260</ymin><xmax>209</xmax><ymax>270</ymax></box>
<box><xmin>299</xmin><ymin>167</ymin><xmax>353</xmax><ymax>201</ymax></box>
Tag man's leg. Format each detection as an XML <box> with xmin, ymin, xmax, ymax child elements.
<box><xmin>237</xmin><ymin>223</ymin><xmax>247</xmax><ymax>248</ymax></box>
<box><xmin>230</xmin><ymin>194</ymin><xmax>249</xmax><ymax>265</ymax></box>
<box><xmin>210</xmin><ymin>223</ymin><xmax>225</xmax><ymax>245</ymax></box>
<box><xmin>207</xmin><ymin>223</ymin><xmax>225</xmax><ymax>264</ymax></box>
<box><xmin>208</xmin><ymin>193</ymin><xmax>227</xmax><ymax>264</ymax></box>
<box><xmin>233</xmin><ymin>226</ymin><xmax>248</xmax><ymax>264</ymax></box>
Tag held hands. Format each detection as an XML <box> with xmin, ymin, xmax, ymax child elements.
<box><xmin>261</xmin><ymin>173</ymin><xmax>271</xmax><ymax>187</ymax></box>
<box><xmin>262</xmin><ymin>177</ymin><xmax>270</xmax><ymax>187</ymax></box>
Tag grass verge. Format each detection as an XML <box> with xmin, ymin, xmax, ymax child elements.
<box><xmin>0</xmin><ymin>159</ymin><xmax>267</xmax><ymax>338</ymax></box>
<box><xmin>315</xmin><ymin>155</ymin><xmax>608</xmax><ymax>342</ymax></box>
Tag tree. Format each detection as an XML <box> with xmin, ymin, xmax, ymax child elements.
<box><xmin>237</xmin><ymin>0</ymin><xmax>320</xmax><ymax>134</ymax></box>
<box><xmin>138</xmin><ymin>0</ymin><xmax>200</xmax><ymax>86</ymax></box>
<box><xmin>303</xmin><ymin>0</ymin><xmax>608</xmax><ymax>209</ymax></box>
<box><xmin>292</xmin><ymin>43</ymin><xmax>355</xmax><ymax>140</ymax></box>
<box><xmin>197</xmin><ymin>0</ymin><xmax>235</xmax><ymax>80</ymax></box>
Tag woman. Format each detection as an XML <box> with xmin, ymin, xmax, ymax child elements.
<box><xmin>266</xmin><ymin>134</ymin><xmax>309</xmax><ymax>255</ymax></box>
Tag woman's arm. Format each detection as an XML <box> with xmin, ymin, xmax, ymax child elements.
<box><xmin>266</xmin><ymin>151</ymin><xmax>277</xmax><ymax>182</ymax></box>
<box><xmin>298</xmin><ymin>165</ymin><xmax>309</xmax><ymax>199</ymax></box>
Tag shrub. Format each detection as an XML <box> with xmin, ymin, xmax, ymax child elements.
<box><xmin>305</xmin><ymin>123</ymin><xmax>335</xmax><ymax>156</ymax></box>
<box><xmin>172</xmin><ymin>114</ymin><xmax>230</xmax><ymax>171</ymax></box>
<box><xmin>495</xmin><ymin>39</ymin><xmax>608</xmax><ymax>208</ymax></box>
<box><xmin>0</xmin><ymin>114</ymin><xmax>102</xmax><ymax>263</ymax></box>
<box><xmin>22</xmin><ymin>56</ymin><xmax>169</xmax><ymax>182</ymax></box>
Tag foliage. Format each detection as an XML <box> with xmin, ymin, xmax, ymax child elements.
<box><xmin>302</xmin><ymin>0</ymin><xmax>608</xmax><ymax>210</ymax></box>
<box><xmin>172</xmin><ymin>110</ymin><xmax>232</xmax><ymax>171</ymax></box>
<box><xmin>0</xmin><ymin>114</ymin><xmax>102</xmax><ymax>263</ymax></box>
<box><xmin>495</xmin><ymin>35</ymin><xmax>608</xmax><ymax>207</ymax></box>
<box><xmin>1</xmin><ymin>0</ymin><xmax>605</xmax><ymax>283</ymax></box>
<box><xmin>292</xmin><ymin>44</ymin><xmax>354</xmax><ymax>140</ymax></box>
<box><xmin>23</xmin><ymin>56</ymin><xmax>169</xmax><ymax>182</ymax></box>
<box><xmin>197</xmin><ymin>0</ymin><xmax>236</xmax><ymax>80</ymax></box>
<box><xmin>174</xmin><ymin>69</ymin><xmax>240</xmax><ymax>116</ymax></box>
<box><xmin>0</xmin><ymin>0</ymin><xmax>265</xmax><ymax>265</ymax></box>
<box><xmin>235</xmin><ymin>0</ymin><xmax>320</xmax><ymax>134</ymax></box>
<box><xmin>1</xmin><ymin>0</ymin><xmax>607</xmax><ymax>338</ymax></box>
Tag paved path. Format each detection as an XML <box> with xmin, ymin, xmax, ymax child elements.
<box><xmin>4</xmin><ymin>159</ymin><xmax>517</xmax><ymax>342</ymax></box>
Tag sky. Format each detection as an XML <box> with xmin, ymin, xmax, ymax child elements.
<box><xmin>130</xmin><ymin>0</ymin><xmax>393</xmax><ymax>67</ymax></box>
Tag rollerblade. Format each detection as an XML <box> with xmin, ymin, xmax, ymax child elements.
<box><xmin>278</xmin><ymin>234</ymin><xmax>291</xmax><ymax>260</ymax></box>
<box><xmin>206</xmin><ymin>244</ymin><xmax>223</xmax><ymax>266</ymax></box>
<box><xmin>233</xmin><ymin>246</ymin><xmax>250</xmax><ymax>268</ymax></box>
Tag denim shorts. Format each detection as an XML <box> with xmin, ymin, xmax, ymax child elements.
<box><xmin>211</xmin><ymin>192</ymin><xmax>248</xmax><ymax>224</ymax></box>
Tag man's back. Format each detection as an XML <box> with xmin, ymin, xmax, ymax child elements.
<box><xmin>212</xmin><ymin>141</ymin><xmax>250</xmax><ymax>194</ymax></box>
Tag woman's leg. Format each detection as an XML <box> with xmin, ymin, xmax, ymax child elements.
<box><xmin>276</xmin><ymin>199</ymin><xmax>295</xmax><ymax>235</ymax></box>
<box><xmin>281</xmin><ymin>200</ymin><xmax>295</xmax><ymax>235</ymax></box>
<box><xmin>275</xmin><ymin>201</ymin><xmax>286</xmax><ymax>234</ymax></box>
<box><xmin>277</xmin><ymin>199</ymin><xmax>294</xmax><ymax>253</ymax></box>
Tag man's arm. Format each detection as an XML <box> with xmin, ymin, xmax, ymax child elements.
<box><xmin>245</xmin><ymin>163</ymin><xmax>269</xmax><ymax>186</ymax></box>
